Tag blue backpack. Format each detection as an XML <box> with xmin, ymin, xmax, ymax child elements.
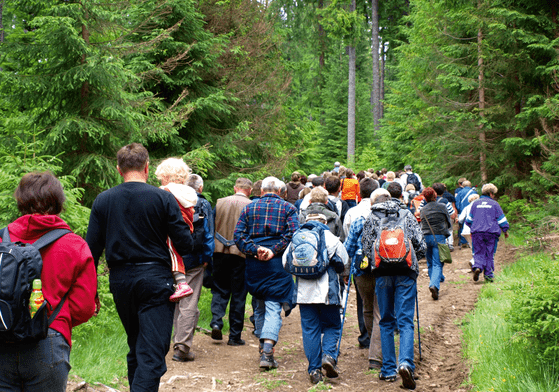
<box><xmin>284</xmin><ymin>221</ymin><xmax>329</xmax><ymax>279</ymax></box>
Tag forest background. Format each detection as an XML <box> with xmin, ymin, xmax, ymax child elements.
<box><xmin>2</xmin><ymin>1</ymin><xmax>559</xmax><ymax>389</ymax></box>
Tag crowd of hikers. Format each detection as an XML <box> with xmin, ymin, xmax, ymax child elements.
<box><xmin>0</xmin><ymin>144</ymin><xmax>510</xmax><ymax>391</ymax></box>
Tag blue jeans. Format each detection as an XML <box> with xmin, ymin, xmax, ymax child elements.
<box><xmin>425</xmin><ymin>234</ymin><xmax>446</xmax><ymax>291</ymax></box>
<box><xmin>254</xmin><ymin>299</ymin><xmax>283</xmax><ymax>343</ymax></box>
<box><xmin>110</xmin><ymin>263</ymin><xmax>175</xmax><ymax>392</ymax></box>
<box><xmin>299</xmin><ymin>304</ymin><xmax>342</xmax><ymax>373</ymax></box>
<box><xmin>457</xmin><ymin>222</ymin><xmax>468</xmax><ymax>245</ymax></box>
<box><xmin>0</xmin><ymin>328</ymin><xmax>71</xmax><ymax>391</ymax></box>
<box><xmin>375</xmin><ymin>275</ymin><xmax>416</xmax><ymax>377</ymax></box>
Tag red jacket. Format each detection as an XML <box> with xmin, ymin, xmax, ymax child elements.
<box><xmin>5</xmin><ymin>214</ymin><xmax>97</xmax><ymax>346</ymax></box>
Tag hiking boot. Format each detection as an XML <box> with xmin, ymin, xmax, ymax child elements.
<box><xmin>227</xmin><ymin>338</ymin><xmax>246</xmax><ymax>346</ymax></box>
<box><xmin>429</xmin><ymin>286</ymin><xmax>439</xmax><ymax>300</ymax></box>
<box><xmin>473</xmin><ymin>268</ymin><xmax>481</xmax><ymax>282</ymax></box>
<box><xmin>368</xmin><ymin>360</ymin><xmax>382</xmax><ymax>370</ymax></box>
<box><xmin>259</xmin><ymin>351</ymin><xmax>278</xmax><ymax>370</ymax></box>
<box><xmin>211</xmin><ymin>325</ymin><xmax>223</xmax><ymax>341</ymax></box>
<box><xmin>398</xmin><ymin>364</ymin><xmax>416</xmax><ymax>390</ymax></box>
<box><xmin>379</xmin><ymin>373</ymin><xmax>397</xmax><ymax>382</ymax></box>
<box><xmin>169</xmin><ymin>282</ymin><xmax>194</xmax><ymax>302</ymax></box>
<box><xmin>485</xmin><ymin>277</ymin><xmax>494</xmax><ymax>283</ymax></box>
<box><xmin>172</xmin><ymin>348</ymin><xmax>195</xmax><ymax>362</ymax></box>
<box><xmin>321</xmin><ymin>354</ymin><xmax>339</xmax><ymax>378</ymax></box>
<box><xmin>309</xmin><ymin>369</ymin><xmax>323</xmax><ymax>384</ymax></box>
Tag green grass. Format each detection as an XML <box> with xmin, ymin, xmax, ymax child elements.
<box><xmin>463</xmin><ymin>233</ymin><xmax>559</xmax><ymax>392</ymax></box>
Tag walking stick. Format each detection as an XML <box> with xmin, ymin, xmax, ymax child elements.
<box><xmin>336</xmin><ymin>263</ymin><xmax>354</xmax><ymax>357</ymax></box>
<box><xmin>416</xmin><ymin>288</ymin><xmax>422</xmax><ymax>361</ymax></box>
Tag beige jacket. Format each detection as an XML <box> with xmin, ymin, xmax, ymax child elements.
<box><xmin>214</xmin><ymin>193</ymin><xmax>252</xmax><ymax>257</ymax></box>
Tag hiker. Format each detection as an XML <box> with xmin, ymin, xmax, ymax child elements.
<box><xmin>419</xmin><ymin>183</ymin><xmax>456</xmax><ymax>250</ymax></box>
<box><xmin>420</xmin><ymin>187</ymin><xmax>452</xmax><ymax>300</ymax></box>
<box><xmin>400</xmin><ymin>165</ymin><xmax>423</xmax><ymax>193</ymax></box>
<box><xmin>283</xmin><ymin>214</ymin><xmax>349</xmax><ymax>384</ymax></box>
<box><xmin>333</xmin><ymin>161</ymin><xmax>341</xmax><ymax>173</ymax></box>
<box><xmin>172</xmin><ymin>173</ymin><xmax>215</xmax><ymax>362</ymax></box>
<box><xmin>458</xmin><ymin>193</ymin><xmax>480</xmax><ymax>268</ymax></box>
<box><xmin>381</xmin><ymin>171</ymin><xmax>396</xmax><ymax>189</ymax></box>
<box><xmin>86</xmin><ymin>143</ymin><xmax>193</xmax><ymax>391</ymax></box>
<box><xmin>0</xmin><ymin>172</ymin><xmax>97</xmax><ymax>391</ymax></box>
<box><xmin>466</xmin><ymin>183</ymin><xmax>509</xmax><ymax>282</ymax></box>
<box><xmin>362</xmin><ymin>193</ymin><xmax>426</xmax><ymax>390</ymax></box>
<box><xmin>299</xmin><ymin>187</ymin><xmax>344</xmax><ymax>240</ymax></box>
<box><xmin>455</xmin><ymin>180</ymin><xmax>477</xmax><ymax>249</ymax></box>
<box><xmin>210</xmin><ymin>178</ymin><xmax>253</xmax><ymax>346</ymax></box>
<box><xmin>234</xmin><ymin>176</ymin><xmax>299</xmax><ymax>370</ymax></box>
<box><xmin>155</xmin><ymin>158</ymin><xmax>197</xmax><ymax>303</ymax></box>
<box><xmin>325</xmin><ymin>175</ymin><xmax>350</xmax><ymax>224</ymax></box>
<box><xmin>286</xmin><ymin>172</ymin><xmax>304</xmax><ymax>204</ymax></box>
<box><xmin>340</xmin><ymin>169</ymin><xmax>360</xmax><ymax>208</ymax></box>
<box><xmin>344</xmin><ymin>187</ymin><xmax>390</xmax><ymax>372</ymax></box>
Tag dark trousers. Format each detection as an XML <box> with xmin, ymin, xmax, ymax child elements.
<box><xmin>109</xmin><ymin>263</ymin><xmax>175</xmax><ymax>392</ymax></box>
<box><xmin>355</xmin><ymin>279</ymin><xmax>370</xmax><ymax>348</ymax></box>
<box><xmin>210</xmin><ymin>253</ymin><xmax>248</xmax><ymax>339</ymax></box>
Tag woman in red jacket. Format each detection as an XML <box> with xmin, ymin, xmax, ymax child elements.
<box><xmin>0</xmin><ymin>172</ymin><xmax>97</xmax><ymax>391</ymax></box>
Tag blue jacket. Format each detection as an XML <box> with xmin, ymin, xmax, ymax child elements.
<box><xmin>182</xmin><ymin>194</ymin><xmax>215</xmax><ymax>271</ymax></box>
<box><xmin>456</xmin><ymin>186</ymin><xmax>477</xmax><ymax>213</ymax></box>
<box><xmin>465</xmin><ymin>196</ymin><xmax>509</xmax><ymax>235</ymax></box>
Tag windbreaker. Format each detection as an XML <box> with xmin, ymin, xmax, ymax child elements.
<box><xmin>4</xmin><ymin>215</ymin><xmax>97</xmax><ymax>346</ymax></box>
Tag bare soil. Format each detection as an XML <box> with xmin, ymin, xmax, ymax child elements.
<box><xmin>70</xmin><ymin>241</ymin><xmax>516</xmax><ymax>392</ymax></box>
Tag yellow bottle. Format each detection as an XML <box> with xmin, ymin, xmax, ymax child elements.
<box><xmin>29</xmin><ymin>279</ymin><xmax>44</xmax><ymax>318</ymax></box>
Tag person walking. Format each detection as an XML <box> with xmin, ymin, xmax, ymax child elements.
<box><xmin>86</xmin><ymin>143</ymin><xmax>193</xmax><ymax>391</ymax></box>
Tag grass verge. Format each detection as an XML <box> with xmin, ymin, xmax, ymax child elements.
<box><xmin>463</xmin><ymin>234</ymin><xmax>559</xmax><ymax>392</ymax></box>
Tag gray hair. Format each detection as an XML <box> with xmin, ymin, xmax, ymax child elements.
<box><xmin>187</xmin><ymin>174</ymin><xmax>204</xmax><ymax>191</ymax></box>
<box><xmin>404</xmin><ymin>165</ymin><xmax>412</xmax><ymax>171</ymax></box>
<box><xmin>261</xmin><ymin>176</ymin><xmax>282</xmax><ymax>193</ymax></box>
<box><xmin>462</xmin><ymin>180</ymin><xmax>472</xmax><ymax>187</ymax></box>
<box><xmin>155</xmin><ymin>157</ymin><xmax>190</xmax><ymax>185</ymax></box>
<box><xmin>481</xmin><ymin>183</ymin><xmax>498</xmax><ymax>196</ymax></box>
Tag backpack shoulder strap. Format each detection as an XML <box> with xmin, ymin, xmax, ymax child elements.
<box><xmin>33</xmin><ymin>229</ymin><xmax>72</xmax><ymax>250</ymax></box>
<box><xmin>47</xmin><ymin>290</ymin><xmax>70</xmax><ymax>326</ymax></box>
<box><xmin>1</xmin><ymin>227</ymin><xmax>9</xmax><ymax>242</ymax></box>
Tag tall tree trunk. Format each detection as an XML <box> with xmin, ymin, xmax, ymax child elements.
<box><xmin>478</xmin><ymin>11</ymin><xmax>487</xmax><ymax>182</ymax></box>
<box><xmin>347</xmin><ymin>0</ymin><xmax>356</xmax><ymax>165</ymax></box>
<box><xmin>371</xmin><ymin>0</ymin><xmax>381</xmax><ymax>133</ymax></box>
<box><xmin>381</xmin><ymin>37</ymin><xmax>385</xmax><ymax>119</ymax></box>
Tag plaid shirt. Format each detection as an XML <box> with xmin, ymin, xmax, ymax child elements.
<box><xmin>234</xmin><ymin>193</ymin><xmax>299</xmax><ymax>256</ymax></box>
<box><xmin>343</xmin><ymin>215</ymin><xmax>366</xmax><ymax>277</ymax></box>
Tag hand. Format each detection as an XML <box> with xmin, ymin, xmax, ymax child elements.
<box><xmin>94</xmin><ymin>293</ymin><xmax>101</xmax><ymax>316</ymax></box>
<box><xmin>257</xmin><ymin>246</ymin><xmax>274</xmax><ymax>261</ymax></box>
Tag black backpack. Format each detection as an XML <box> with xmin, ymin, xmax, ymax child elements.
<box><xmin>0</xmin><ymin>228</ymin><xmax>70</xmax><ymax>343</ymax></box>
<box><xmin>191</xmin><ymin>198</ymin><xmax>207</xmax><ymax>254</ymax></box>
<box><xmin>406</xmin><ymin>173</ymin><xmax>421</xmax><ymax>192</ymax></box>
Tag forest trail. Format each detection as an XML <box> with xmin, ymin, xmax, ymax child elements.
<box><xmin>70</xmin><ymin>241</ymin><xmax>516</xmax><ymax>392</ymax></box>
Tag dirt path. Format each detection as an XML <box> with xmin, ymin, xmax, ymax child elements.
<box><xmin>71</xmin><ymin>242</ymin><xmax>514</xmax><ymax>392</ymax></box>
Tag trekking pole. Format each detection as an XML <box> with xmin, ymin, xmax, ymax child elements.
<box><xmin>416</xmin><ymin>289</ymin><xmax>422</xmax><ymax>361</ymax></box>
<box><xmin>336</xmin><ymin>263</ymin><xmax>354</xmax><ymax>357</ymax></box>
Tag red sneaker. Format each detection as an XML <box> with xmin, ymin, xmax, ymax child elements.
<box><xmin>170</xmin><ymin>282</ymin><xmax>194</xmax><ymax>302</ymax></box>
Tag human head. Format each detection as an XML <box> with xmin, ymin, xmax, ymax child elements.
<box><xmin>325</xmin><ymin>176</ymin><xmax>341</xmax><ymax>195</ymax></box>
<box><xmin>468</xmin><ymin>194</ymin><xmax>480</xmax><ymax>203</ymax></box>
<box><xmin>387</xmin><ymin>182</ymin><xmax>403</xmax><ymax>199</ymax></box>
<box><xmin>423</xmin><ymin>187</ymin><xmax>437</xmax><ymax>202</ymax></box>
<box><xmin>356</xmin><ymin>170</ymin><xmax>366</xmax><ymax>181</ymax></box>
<box><xmin>187</xmin><ymin>174</ymin><xmax>204</xmax><ymax>193</ymax></box>
<box><xmin>346</xmin><ymin>169</ymin><xmax>354</xmax><ymax>178</ymax></box>
<box><xmin>481</xmin><ymin>183</ymin><xmax>498</xmax><ymax>196</ymax></box>
<box><xmin>371</xmin><ymin>188</ymin><xmax>391</xmax><ymax>203</ymax></box>
<box><xmin>386</xmin><ymin>171</ymin><xmax>396</xmax><ymax>181</ymax></box>
<box><xmin>261</xmin><ymin>176</ymin><xmax>282</xmax><ymax>194</ymax></box>
<box><xmin>291</xmin><ymin>171</ymin><xmax>301</xmax><ymax>182</ymax></box>
<box><xmin>432</xmin><ymin>182</ymin><xmax>445</xmax><ymax>196</ymax></box>
<box><xmin>458</xmin><ymin>177</ymin><xmax>467</xmax><ymax>187</ymax></box>
<box><xmin>15</xmin><ymin>171</ymin><xmax>65</xmax><ymax>215</ymax></box>
<box><xmin>252</xmin><ymin>180</ymin><xmax>262</xmax><ymax>197</ymax></box>
<box><xmin>405</xmin><ymin>184</ymin><xmax>416</xmax><ymax>192</ymax></box>
<box><xmin>234</xmin><ymin>178</ymin><xmax>253</xmax><ymax>197</ymax></box>
<box><xmin>299</xmin><ymin>186</ymin><xmax>311</xmax><ymax>199</ymax></box>
<box><xmin>155</xmin><ymin>157</ymin><xmax>190</xmax><ymax>185</ymax></box>
<box><xmin>278</xmin><ymin>180</ymin><xmax>287</xmax><ymax>199</ymax></box>
<box><xmin>462</xmin><ymin>180</ymin><xmax>472</xmax><ymax>187</ymax></box>
<box><xmin>404</xmin><ymin>165</ymin><xmax>412</xmax><ymax>172</ymax></box>
<box><xmin>309</xmin><ymin>187</ymin><xmax>328</xmax><ymax>204</ymax></box>
<box><xmin>334</xmin><ymin>161</ymin><xmax>340</xmax><ymax>168</ymax></box>
<box><xmin>360</xmin><ymin>177</ymin><xmax>378</xmax><ymax>199</ymax></box>
<box><xmin>311</xmin><ymin>176</ymin><xmax>324</xmax><ymax>188</ymax></box>
<box><xmin>117</xmin><ymin>143</ymin><xmax>149</xmax><ymax>174</ymax></box>
<box><xmin>300</xmin><ymin>175</ymin><xmax>307</xmax><ymax>186</ymax></box>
